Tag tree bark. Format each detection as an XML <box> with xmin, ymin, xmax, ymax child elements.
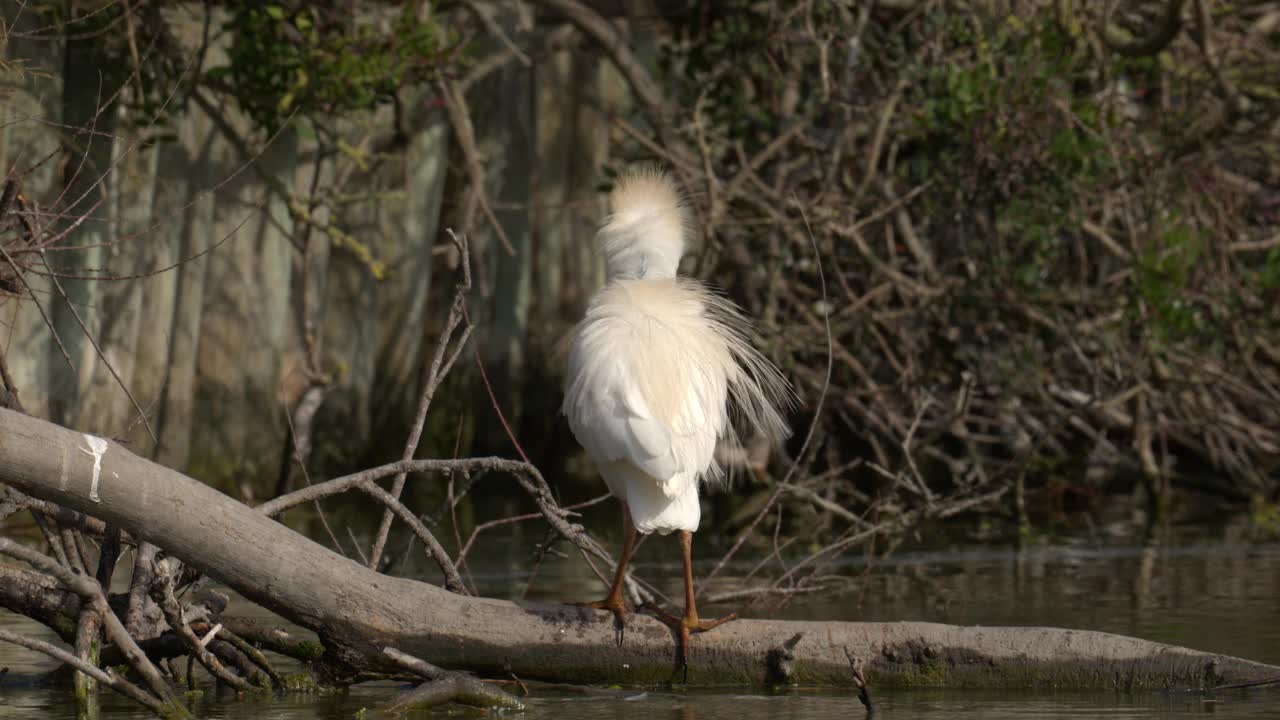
<box><xmin>2</xmin><ymin>407</ymin><xmax>1277</xmax><ymax>689</ymax></box>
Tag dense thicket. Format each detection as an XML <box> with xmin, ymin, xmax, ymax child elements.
<box><xmin>641</xmin><ymin>0</ymin><xmax>1280</xmax><ymax>519</ymax></box>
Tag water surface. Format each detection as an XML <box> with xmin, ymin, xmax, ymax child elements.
<box><xmin>1</xmin><ymin>681</ymin><xmax>1275</xmax><ymax>719</ymax></box>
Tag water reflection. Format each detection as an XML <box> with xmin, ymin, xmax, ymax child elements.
<box><xmin>1132</xmin><ymin>528</ymin><xmax>1159</xmax><ymax>612</ymax></box>
<box><xmin>7</xmin><ymin>685</ymin><xmax>1275</xmax><ymax>719</ymax></box>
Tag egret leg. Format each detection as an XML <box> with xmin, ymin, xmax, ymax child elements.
<box><xmin>573</xmin><ymin>502</ymin><xmax>637</xmax><ymax>646</ymax></box>
<box><xmin>643</xmin><ymin>530</ymin><xmax>737</xmax><ymax>682</ymax></box>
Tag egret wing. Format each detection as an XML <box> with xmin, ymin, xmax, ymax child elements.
<box><xmin>568</xmin><ymin>359</ymin><xmax>680</xmax><ymax>482</ymax></box>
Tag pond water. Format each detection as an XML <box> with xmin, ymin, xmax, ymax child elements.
<box><xmin>2</xmin><ymin>509</ymin><xmax>1278</xmax><ymax>719</ymax></box>
<box><xmin>1</xmin><ymin>683</ymin><xmax>1277</xmax><ymax>720</ymax></box>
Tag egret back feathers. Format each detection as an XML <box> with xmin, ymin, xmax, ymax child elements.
<box><xmin>562</xmin><ymin>169</ymin><xmax>791</xmax><ymax>534</ymax></box>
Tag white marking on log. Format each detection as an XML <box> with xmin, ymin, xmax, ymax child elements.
<box><xmin>198</xmin><ymin>623</ymin><xmax>223</xmax><ymax>649</ymax></box>
<box><xmin>79</xmin><ymin>434</ymin><xmax>109</xmax><ymax>503</ymax></box>
<box><xmin>59</xmin><ymin>444</ymin><xmax>70</xmax><ymax>490</ymax></box>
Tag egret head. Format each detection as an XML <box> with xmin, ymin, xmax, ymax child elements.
<box><xmin>598</xmin><ymin>167</ymin><xmax>688</xmax><ymax>281</ymax></box>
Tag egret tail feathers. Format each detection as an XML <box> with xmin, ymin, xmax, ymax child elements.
<box><xmin>599</xmin><ymin>460</ymin><xmax>700</xmax><ymax>535</ymax></box>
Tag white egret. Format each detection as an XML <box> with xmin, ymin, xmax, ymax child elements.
<box><xmin>562</xmin><ymin>167</ymin><xmax>791</xmax><ymax>673</ymax></box>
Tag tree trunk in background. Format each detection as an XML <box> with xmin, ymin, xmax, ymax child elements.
<box><xmin>471</xmin><ymin>7</ymin><xmax>535</xmax><ymax>460</ymax></box>
<box><xmin>310</xmin><ymin>132</ymin><xmax>377</xmax><ymax>478</ymax></box>
<box><xmin>154</xmin><ymin>108</ymin><xmax>216</xmax><ymax>469</ymax></box>
<box><xmin>2</xmin><ymin>12</ymin><xmax>629</xmax><ymax>493</ymax></box>
<box><xmin>566</xmin><ymin>51</ymin><xmax>617</xmax><ymax>314</ymax></box>
<box><xmin>525</xmin><ymin>42</ymin><xmax>616</xmax><ymax>474</ymax></box>
<box><xmin>189</xmin><ymin>125</ymin><xmax>296</xmax><ymax>494</ymax></box>
<box><xmin>0</xmin><ymin>4</ymin><xmax>62</xmax><ymax>419</ymax></box>
<box><xmin>524</xmin><ymin>44</ymin><xmax>572</xmax><ymax>473</ymax></box>
<box><xmin>534</xmin><ymin>48</ymin><xmax>570</xmax><ymax>330</ymax></box>
<box><xmin>369</xmin><ymin>99</ymin><xmax>449</xmax><ymax>448</ymax></box>
<box><xmin>486</xmin><ymin>56</ymin><xmax>535</xmax><ymax>404</ymax></box>
<box><xmin>128</xmin><ymin>123</ymin><xmax>190</xmax><ymax>458</ymax></box>
<box><xmin>49</xmin><ymin>26</ymin><xmax>116</xmax><ymax>427</ymax></box>
<box><xmin>75</xmin><ymin>101</ymin><xmax>160</xmax><ymax>436</ymax></box>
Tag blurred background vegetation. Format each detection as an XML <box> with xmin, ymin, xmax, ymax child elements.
<box><xmin>1</xmin><ymin>0</ymin><xmax>1277</xmax><ymax>548</ymax></box>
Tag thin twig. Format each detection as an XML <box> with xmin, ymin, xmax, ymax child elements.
<box><xmin>704</xmin><ymin>200</ymin><xmax>834</xmax><ymax>590</ymax></box>
<box><xmin>367</xmin><ymin>231</ymin><xmax>473</xmax><ymax>569</ymax></box>
<box><xmin>358</xmin><ymin>481</ymin><xmax>467</xmax><ymax>594</ymax></box>
<box><xmin>36</xmin><ymin>253</ymin><xmax>157</xmax><ymax>445</ymax></box>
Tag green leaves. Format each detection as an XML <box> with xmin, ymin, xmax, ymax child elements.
<box><xmin>1134</xmin><ymin>219</ymin><xmax>1205</xmax><ymax>344</ymax></box>
<box><xmin>211</xmin><ymin>3</ymin><xmax>450</xmax><ymax>134</ymax></box>
<box><xmin>905</xmin><ymin>8</ymin><xmax>1132</xmax><ymax>300</ymax></box>
<box><xmin>659</xmin><ymin>1</ymin><xmax>785</xmax><ymax>146</ymax></box>
<box><xmin>1259</xmin><ymin>249</ymin><xmax>1280</xmax><ymax>293</ymax></box>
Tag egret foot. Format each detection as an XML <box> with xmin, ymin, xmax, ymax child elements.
<box><xmin>570</xmin><ymin>502</ymin><xmax>638</xmax><ymax>648</ymax></box>
<box><xmin>641</xmin><ymin>601</ymin><xmax>738</xmax><ymax>682</ymax></box>
<box><xmin>572</xmin><ymin>596</ymin><xmax>630</xmax><ymax>647</ymax></box>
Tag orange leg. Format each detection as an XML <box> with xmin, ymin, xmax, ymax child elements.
<box><xmin>642</xmin><ymin>530</ymin><xmax>737</xmax><ymax>681</ymax></box>
<box><xmin>573</xmin><ymin>502</ymin><xmax>638</xmax><ymax>646</ymax></box>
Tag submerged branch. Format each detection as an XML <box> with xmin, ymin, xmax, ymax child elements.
<box><xmin>383</xmin><ymin>647</ymin><xmax>524</xmax><ymax>710</ymax></box>
<box><xmin>0</xmin><ymin>628</ymin><xmax>170</xmax><ymax>715</ymax></box>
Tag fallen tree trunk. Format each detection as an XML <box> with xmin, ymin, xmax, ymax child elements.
<box><xmin>2</xmin><ymin>407</ymin><xmax>1277</xmax><ymax>689</ymax></box>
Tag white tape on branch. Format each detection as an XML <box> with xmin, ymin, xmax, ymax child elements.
<box><xmin>80</xmin><ymin>434</ymin><xmax>109</xmax><ymax>503</ymax></box>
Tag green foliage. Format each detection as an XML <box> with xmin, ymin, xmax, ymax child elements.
<box><xmin>1252</xmin><ymin>499</ymin><xmax>1280</xmax><ymax>538</ymax></box>
<box><xmin>1259</xmin><ymin>248</ymin><xmax>1280</xmax><ymax>292</ymax></box>
<box><xmin>21</xmin><ymin>5</ymin><xmax>226</xmax><ymax>136</ymax></box>
<box><xmin>637</xmin><ymin>0</ymin><xmax>1280</xmax><ymax>496</ymax></box>
<box><xmin>281</xmin><ymin>670</ymin><xmax>333</xmax><ymax>692</ymax></box>
<box><xmin>911</xmin><ymin>11</ymin><xmax>1115</xmax><ymax>290</ymax></box>
<box><xmin>1134</xmin><ymin>218</ymin><xmax>1204</xmax><ymax>343</ymax></box>
<box><xmin>658</xmin><ymin>2</ymin><xmax>787</xmax><ymax>146</ymax></box>
<box><xmin>207</xmin><ymin>3</ymin><xmax>452</xmax><ymax>133</ymax></box>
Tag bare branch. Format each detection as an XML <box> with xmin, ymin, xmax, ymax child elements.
<box><xmin>367</xmin><ymin>231</ymin><xmax>474</xmax><ymax>570</ymax></box>
<box><xmin>0</xmin><ymin>537</ymin><xmax>188</xmax><ymax>715</ymax></box>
